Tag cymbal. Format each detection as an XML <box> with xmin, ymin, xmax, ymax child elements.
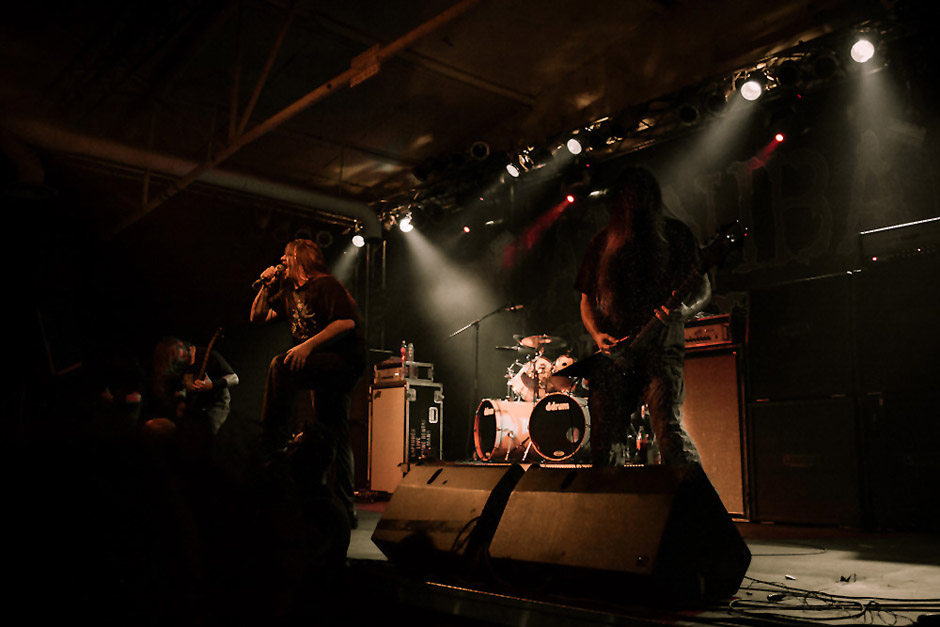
<box><xmin>514</xmin><ymin>334</ymin><xmax>568</xmax><ymax>350</ymax></box>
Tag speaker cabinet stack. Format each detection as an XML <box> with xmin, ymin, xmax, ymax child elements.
<box><xmin>746</xmin><ymin>275</ymin><xmax>864</xmax><ymax>525</ymax></box>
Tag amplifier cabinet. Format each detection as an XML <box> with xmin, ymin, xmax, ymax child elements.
<box><xmin>683</xmin><ymin>348</ymin><xmax>747</xmax><ymax>518</ymax></box>
<box><xmin>369</xmin><ymin>381</ymin><xmax>444</xmax><ymax>493</ymax></box>
<box><xmin>749</xmin><ymin>397</ymin><xmax>860</xmax><ymax>526</ymax></box>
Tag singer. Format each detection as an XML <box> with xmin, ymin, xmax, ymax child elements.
<box><xmin>250</xmin><ymin>238</ymin><xmax>366</xmax><ymax>528</ymax></box>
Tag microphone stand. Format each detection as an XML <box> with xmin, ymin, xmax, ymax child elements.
<box><xmin>447</xmin><ymin>303</ymin><xmax>515</xmax><ymax>458</ymax></box>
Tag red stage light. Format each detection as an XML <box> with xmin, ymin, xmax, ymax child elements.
<box><xmin>463</xmin><ymin>225</ymin><xmax>471</xmax><ymax>233</ymax></box>
<box><xmin>566</xmin><ymin>194</ymin><xmax>575</xmax><ymax>203</ymax></box>
<box><xmin>775</xmin><ymin>133</ymin><xmax>785</xmax><ymax>143</ymax></box>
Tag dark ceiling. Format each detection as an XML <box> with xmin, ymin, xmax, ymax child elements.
<box><xmin>0</xmin><ymin>0</ymin><xmax>901</xmax><ymax>239</ymax></box>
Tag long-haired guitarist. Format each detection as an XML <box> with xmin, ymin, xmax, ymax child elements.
<box><xmin>575</xmin><ymin>166</ymin><xmax>710</xmax><ymax>467</ymax></box>
<box><xmin>150</xmin><ymin>335</ymin><xmax>239</xmax><ymax>435</ymax></box>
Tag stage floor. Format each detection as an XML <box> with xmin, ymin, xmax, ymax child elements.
<box><xmin>348</xmin><ymin>501</ymin><xmax>940</xmax><ymax>626</ymax></box>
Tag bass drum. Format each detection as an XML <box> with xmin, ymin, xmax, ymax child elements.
<box><xmin>474</xmin><ymin>399</ymin><xmax>533</xmax><ymax>462</ymax></box>
<box><xmin>528</xmin><ymin>393</ymin><xmax>590</xmax><ymax>461</ymax></box>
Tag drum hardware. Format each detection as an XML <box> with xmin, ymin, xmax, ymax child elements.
<box><xmin>514</xmin><ymin>334</ymin><xmax>568</xmax><ymax>351</ymax></box>
<box><xmin>448</xmin><ymin>304</ymin><xmax>530</xmax><ymax>451</ymax></box>
<box><xmin>496</xmin><ymin>344</ymin><xmax>533</xmax><ymax>352</ymax></box>
<box><xmin>502</xmin><ymin>333</ymin><xmax>583</xmax><ymax>403</ymax></box>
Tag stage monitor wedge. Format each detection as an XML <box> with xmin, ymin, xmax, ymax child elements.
<box><xmin>372</xmin><ymin>463</ymin><xmax>525</xmax><ymax>576</ymax></box>
<box><xmin>488</xmin><ymin>465</ymin><xmax>751</xmax><ymax>603</ymax></box>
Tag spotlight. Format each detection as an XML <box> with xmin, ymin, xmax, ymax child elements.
<box><xmin>704</xmin><ymin>90</ymin><xmax>727</xmax><ymax>115</ymax></box>
<box><xmin>399</xmin><ymin>215</ymin><xmax>414</xmax><ymax>233</ymax></box>
<box><xmin>315</xmin><ymin>230</ymin><xmax>333</xmax><ymax>248</ymax></box>
<box><xmin>470</xmin><ymin>141</ymin><xmax>490</xmax><ymax>160</ymax></box>
<box><xmin>774</xmin><ymin>60</ymin><xmax>801</xmax><ymax>88</ymax></box>
<box><xmin>352</xmin><ymin>234</ymin><xmax>365</xmax><ymax>248</ymax></box>
<box><xmin>566</xmin><ymin>137</ymin><xmax>583</xmax><ymax>155</ymax></box>
<box><xmin>506</xmin><ymin>162</ymin><xmax>521</xmax><ymax>178</ymax></box>
<box><xmin>850</xmin><ymin>39</ymin><xmax>875</xmax><ymax>63</ymax></box>
<box><xmin>566</xmin><ymin>194</ymin><xmax>575</xmax><ymax>203</ymax></box>
<box><xmin>810</xmin><ymin>52</ymin><xmax>839</xmax><ymax>79</ymax></box>
<box><xmin>739</xmin><ymin>75</ymin><xmax>764</xmax><ymax>101</ymax></box>
<box><xmin>677</xmin><ymin>103</ymin><xmax>700</xmax><ymax>125</ymax></box>
<box><xmin>463</xmin><ymin>225</ymin><xmax>471</xmax><ymax>234</ymax></box>
<box><xmin>775</xmin><ymin>133</ymin><xmax>785</xmax><ymax>143</ymax></box>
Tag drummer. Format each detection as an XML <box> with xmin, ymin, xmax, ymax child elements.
<box><xmin>506</xmin><ymin>334</ymin><xmax>577</xmax><ymax>401</ymax></box>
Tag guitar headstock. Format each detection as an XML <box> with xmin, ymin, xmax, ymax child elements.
<box><xmin>701</xmin><ymin>220</ymin><xmax>747</xmax><ymax>269</ymax></box>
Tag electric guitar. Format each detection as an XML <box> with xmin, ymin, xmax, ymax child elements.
<box><xmin>556</xmin><ymin>221</ymin><xmax>745</xmax><ymax>379</ymax></box>
<box><xmin>182</xmin><ymin>327</ymin><xmax>223</xmax><ymax>390</ymax></box>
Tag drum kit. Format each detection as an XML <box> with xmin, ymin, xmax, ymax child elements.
<box><xmin>474</xmin><ymin>333</ymin><xmax>592</xmax><ymax>463</ymax></box>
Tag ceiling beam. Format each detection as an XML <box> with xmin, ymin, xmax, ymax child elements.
<box><xmin>112</xmin><ymin>0</ymin><xmax>484</xmax><ymax>237</ymax></box>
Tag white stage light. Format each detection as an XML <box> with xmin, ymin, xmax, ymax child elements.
<box><xmin>740</xmin><ymin>79</ymin><xmax>763</xmax><ymax>101</ymax></box>
<box><xmin>851</xmin><ymin>39</ymin><xmax>875</xmax><ymax>63</ymax></box>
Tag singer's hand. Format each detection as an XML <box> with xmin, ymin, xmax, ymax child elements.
<box><xmin>284</xmin><ymin>342</ymin><xmax>313</xmax><ymax>371</ymax></box>
<box><xmin>259</xmin><ymin>265</ymin><xmax>280</xmax><ymax>284</ymax></box>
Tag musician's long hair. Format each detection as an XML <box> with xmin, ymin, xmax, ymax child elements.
<box><xmin>287</xmin><ymin>238</ymin><xmax>329</xmax><ymax>280</ymax></box>
<box><xmin>151</xmin><ymin>336</ymin><xmax>190</xmax><ymax>405</ymax></box>
<box><xmin>595</xmin><ymin>166</ymin><xmax>668</xmax><ymax>319</ymax></box>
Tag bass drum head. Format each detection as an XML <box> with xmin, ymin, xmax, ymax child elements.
<box><xmin>474</xmin><ymin>399</ymin><xmax>532</xmax><ymax>461</ymax></box>
<box><xmin>528</xmin><ymin>393</ymin><xmax>590</xmax><ymax>461</ymax></box>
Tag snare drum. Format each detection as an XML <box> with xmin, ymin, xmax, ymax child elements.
<box><xmin>474</xmin><ymin>399</ymin><xmax>534</xmax><ymax>461</ymax></box>
<box><xmin>528</xmin><ymin>393</ymin><xmax>590</xmax><ymax>461</ymax></box>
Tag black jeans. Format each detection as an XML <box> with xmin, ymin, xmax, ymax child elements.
<box><xmin>587</xmin><ymin>324</ymin><xmax>700</xmax><ymax>467</ymax></box>
<box><xmin>260</xmin><ymin>350</ymin><xmax>361</xmax><ymax>512</ymax></box>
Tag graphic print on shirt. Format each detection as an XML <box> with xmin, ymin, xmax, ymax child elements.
<box><xmin>290</xmin><ymin>290</ymin><xmax>318</xmax><ymax>342</ymax></box>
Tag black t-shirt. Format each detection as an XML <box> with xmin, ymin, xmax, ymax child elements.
<box><xmin>269</xmin><ymin>274</ymin><xmax>366</xmax><ymax>365</ymax></box>
<box><xmin>575</xmin><ymin>218</ymin><xmax>700</xmax><ymax>338</ymax></box>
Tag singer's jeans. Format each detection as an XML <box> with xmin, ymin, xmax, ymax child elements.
<box><xmin>587</xmin><ymin>322</ymin><xmax>701</xmax><ymax>467</ymax></box>
<box><xmin>260</xmin><ymin>350</ymin><xmax>361</xmax><ymax>515</ymax></box>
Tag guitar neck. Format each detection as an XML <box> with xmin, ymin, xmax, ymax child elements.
<box><xmin>621</xmin><ymin>263</ymin><xmax>702</xmax><ymax>350</ymax></box>
<box><xmin>196</xmin><ymin>329</ymin><xmax>222</xmax><ymax>379</ymax></box>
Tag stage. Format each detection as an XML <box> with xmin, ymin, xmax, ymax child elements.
<box><xmin>347</xmin><ymin>500</ymin><xmax>940</xmax><ymax>626</ymax></box>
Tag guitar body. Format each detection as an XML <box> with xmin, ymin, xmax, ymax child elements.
<box><xmin>557</xmin><ymin>222</ymin><xmax>744</xmax><ymax>381</ymax></box>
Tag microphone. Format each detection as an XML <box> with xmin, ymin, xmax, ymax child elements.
<box><xmin>252</xmin><ymin>264</ymin><xmax>284</xmax><ymax>290</ymax></box>
<box><xmin>504</xmin><ymin>304</ymin><xmax>524</xmax><ymax>312</ymax></box>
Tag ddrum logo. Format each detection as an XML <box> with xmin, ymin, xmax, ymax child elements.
<box><xmin>544</xmin><ymin>401</ymin><xmax>570</xmax><ymax>412</ymax></box>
